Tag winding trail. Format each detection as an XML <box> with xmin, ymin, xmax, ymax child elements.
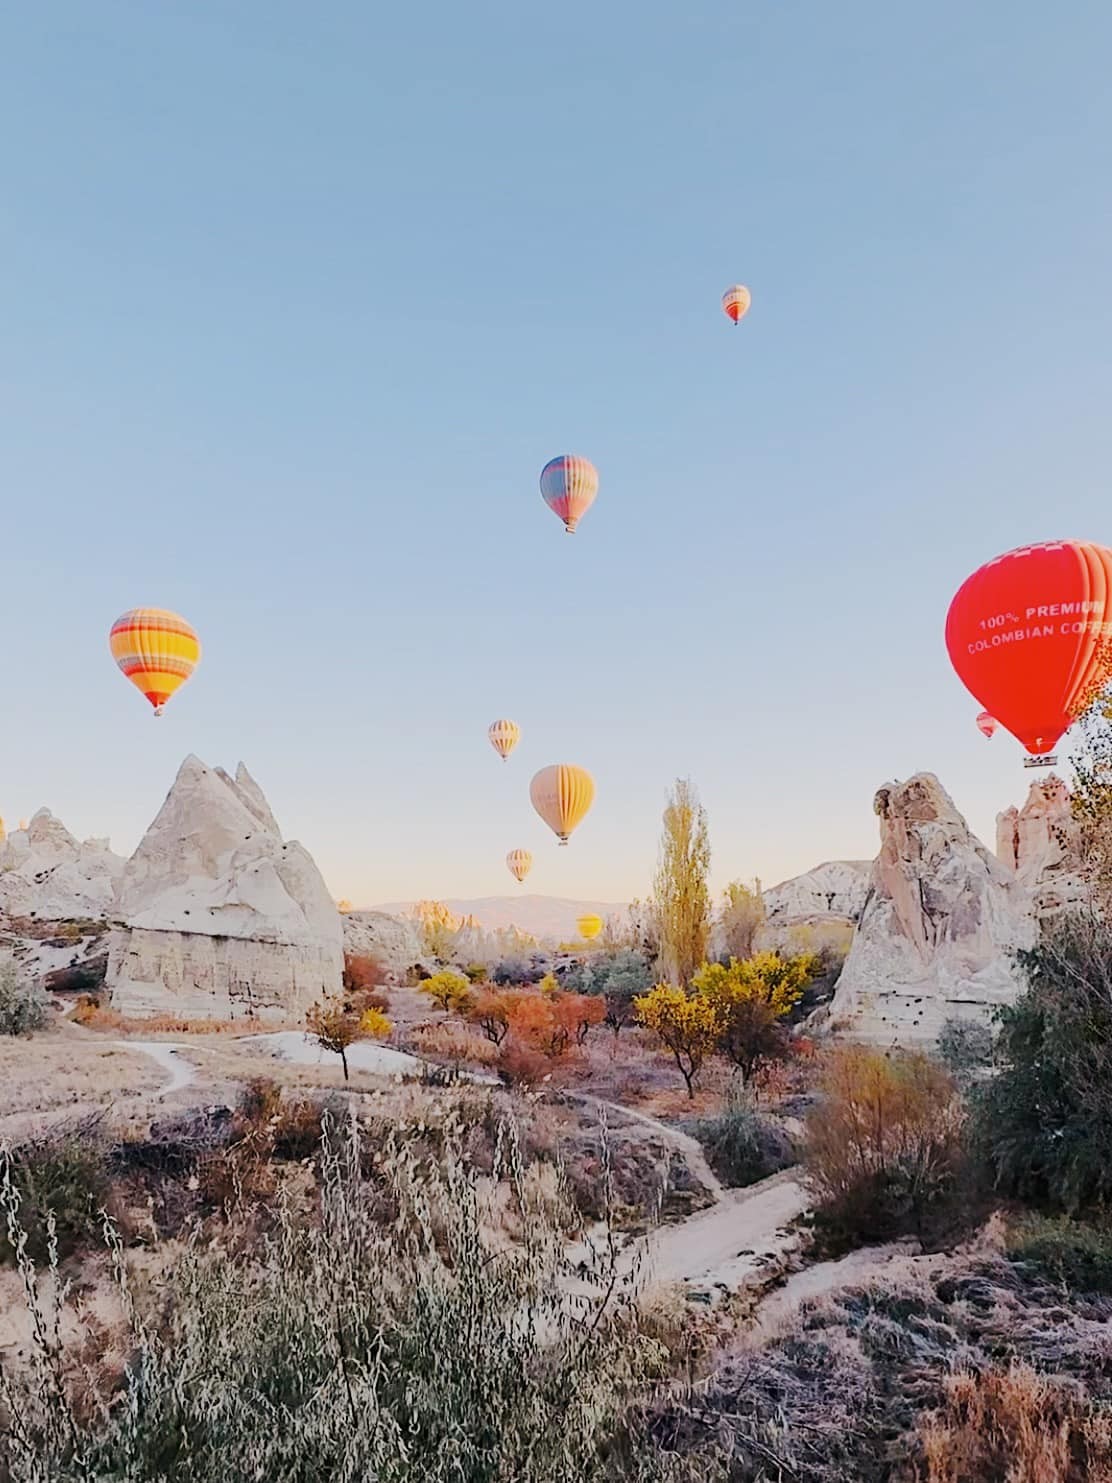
<box><xmin>112</xmin><ymin>1042</ymin><xmax>197</xmax><ymax>1098</ymax></box>
<box><xmin>556</xmin><ymin>1091</ymin><xmax>726</xmax><ymax>1201</ymax></box>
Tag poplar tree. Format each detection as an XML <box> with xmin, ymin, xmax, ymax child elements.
<box><xmin>652</xmin><ymin>778</ymin><xmax>711</xmax><ymax>988</ymax></box>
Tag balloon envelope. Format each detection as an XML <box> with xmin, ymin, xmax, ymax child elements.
<box><xmin>722</xmin><ymin>285</ymin><xmax>751</xmax><ymax>323</ymax></box>
<box><xmin>110</xmin><ymin>608</ymin><xmax>201</xmax><ymax>716</ymax></box>
<box><xmin>530</xmin><ymin>764</ymin><xmax>595</xmax><ymax>845</ymax></box>
<box><xmin>976</xmin><ymin>711</ymin><xmax>999</xmax><ymax>739</ymax></box>
<box><xmin>506</xmin><ymin>849</ymin><xmax>533</xmax><ymax>883</ymax></box>
<box><xmin>577</xmin><ymin>913</ymin><xmax>603</xmax><ymax>940</ymax></box>
<box><xmin>945</xmin><ymin>541</ymin><xmax>1112</xmax><ymax>754</ymax></box>
<box><xmin>488</xmin><ymin>719</ymin><xmax>520</xmax><ymax>761</ymax></box>
<box><xmin>540</xmin><ymin>456</ymin><xmax>598</xmax><ymax>534</ymax></box>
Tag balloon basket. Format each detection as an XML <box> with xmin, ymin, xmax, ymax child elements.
<box><xmin>1023</xmin><ymin>754</ymin><xmax>1058</xmax><ymax>769</ymax></box>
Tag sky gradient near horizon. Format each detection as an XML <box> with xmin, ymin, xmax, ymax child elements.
<box><xmin>2</xmin><ymin>3</ymin><xmax>1111</xmax><ymax>906</ymax></box>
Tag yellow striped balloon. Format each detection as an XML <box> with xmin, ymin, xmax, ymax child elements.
<box><xmin>530</xmin><ymin>764</ymin><xmax>595</xmax><ymax>846</ymax></box>
<box><xmin>506</xmin><ymin>849</ymin><xmax>533</xmax><ymax>883</ymax></box>
<box><xmin>488</xmin><ymin>718</ymin><xmax>520</xmax><ymax>761</ymax></box>
<box><xmin>577</xmin><ymin>914</ymin><xmax>603</xmax><ymax>941</ymax></box>
<box><xmin>109</xmin><ymin>608</ymin><xmax>201</xmax><ymax>717</ymax></box>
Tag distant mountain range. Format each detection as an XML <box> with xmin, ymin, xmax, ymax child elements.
<box><xmin>369</xmin><ymin>895</ymin><xmax>628</xmax><ymax>942</ymax></box>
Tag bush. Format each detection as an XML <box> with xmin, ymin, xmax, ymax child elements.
<box><xmin>937</xmin><ymin>1016</ymin><xmax>994</xmax><ymax>1085</ymax></box>
<box><xmin>0</xmin><ymin>1128</ymin><xmax>116</xmax><ymax>1262</ymax></box>
<box><xmin>805</xmin><ymin>1045</ymin><xmax>969</xmax><ymax>1249</ymax></box>
<box><xmin>1007</xmin><ymin>1213</ymin><xmax>1112</xmax><ymax>1295</ymax></box>
<box><xmin>342</xmin><ymin>952</ymin><xmax>386</xmax><ymax>994</ymax></box>
<box><xmin>410</xmin><ymin>1023</ymin><xmax>498</xmax><ymax>1070</ymax></box>
<box><xmin>687</xmin><ymin>1087</ymin><xmax>795</xmax><ymax>1188</ymax></box>
<box><xmin>496</xmin><ymin>1040</ymin><xmax>551</xmax><ymax>1087</ymax></box>
<box><xmin>491</xmin><ymin>957</ymin><xmax>534</xmax><ymax>987</ymax></box>
<box><xmin>419</xmin><ymin>970</ymin><xmax>473</xmax><ymax>1014</ymax></box>
<box><xmin>0</xmin><ymin>959</ymin><xmax>49</xmax><ymax>1036</ymax></box>
<box><xmin>0</xmin><ymin>1118</ymin><xmax>703</xmax><ymax>1483</ymax></box>
<box><xmin>975</xmin><ymin>914</ymin><xmax>1112</xmax><ymax>1214</ymax></box>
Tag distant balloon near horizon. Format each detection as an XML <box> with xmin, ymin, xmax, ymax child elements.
<box><xmin>530</xmin><ymin>764</ymin><xmax>596</xmax><ymax>846</ymax></box>
<box><xmin>976</xmin><ymin>711</ymin><xmax>999</xmax><ymax>739</ymax></box>
<box><xmin>110</xmin><ymin>608</ymin><xmax>201</xmax><ymax>717</ymax></box>
<box><xmin>506</xmin><ymin>848</ymin><xmax>533</xmax><ymax>883</ymax></box>
<box><xmin>721</xmin><ymin>284</ymin><xmax>751</xmax><ymax>324</ymax></box>
<box><xmin>539</xmin><ymin>455</ymin><xmax>598</xmax><ymax>534</ymax></box>
<box><xmin>945</xmin><ymin>541</ymin><xmax>1112</xmax><ymax>757</ymax></box>
<box><xmin>337</xmin><ymin>899</ymin><xmax>353</xmax><ymax>913</ymax></box>
<box><xmin>488</xmin><ymin>718</ymin><xmax>521</xmax><ymax>761</ymax></box>
<box><xmin>577</xmin><ymin>913</ymin><xmax>603</xmax><ymax>941</ymax></box>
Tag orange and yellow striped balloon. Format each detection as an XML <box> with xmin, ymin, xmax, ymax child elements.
<box><xmin>577</xmin><ymin>913</ymin><xmax>603</xmax><ymax>941</ymax></box>
<box><xmin>506</xmin><ymin>849</ymin><xmax>533</xmax><ymax>883</ymax></box>
<box><xmin>109</xmin><ymin>608</ymin><xmax>201</xmax><ymax>717</ymax></box>
<box><xmin>722</xmin><ymin>284</ymin><xmax>751</xmax><ymax>323</ymax></box>
<box><xmin>529</xmin><ymin>764</ymin><xmax>595</xmax><ymax>846</ymax></box>
<box><xmin>488</xmin><ymin>718</ymin><xmax>521</xmax><ymax>761</ymax></box>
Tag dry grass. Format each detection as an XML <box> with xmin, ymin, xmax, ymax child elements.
<box><xmin>0</xmin><ymin>1033</ymin><xmax>167</xmax><ymax>1137</ymax></box>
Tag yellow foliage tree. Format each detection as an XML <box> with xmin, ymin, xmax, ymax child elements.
<box><xmin>359</xmin><ymin>1007</ymin><xmax>392</xmax><ymax>1039</ymax></box>
<box><xmin>634</xmin><ymin>983</ymin><xmax>721</xmax><ymax>1099</ymax></box>
<box><xmin>653</xmin><ymin>779</ymin><xmax>711</xmax><ymax>988</ymax></box>
<box><xmin>719</xmin><ymin>879</ymin><xmax>765</xmax><ymax>960</ymax></box>
<box><xmin>419</xmin><ymin>970</ymin><xmax>473</xmax><ymax>1015</ymax></box>
<box><xmin>693</xmin><ymin>951</ymin><xmax>818</xmax><ymax>1018</ymax></box>
<box><xmin>538</xmin><ymin>972</ymin><xmax>560</xmax><ymax>995</ymax></box>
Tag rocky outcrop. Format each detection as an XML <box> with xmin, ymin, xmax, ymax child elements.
<box><xmin>107</xmin><ymin>757</ymin><xmax>342</xmax><ymax>1020</ymax></box>
<box><xmin>342</xmin><ymin>911</ymin><xmax>426</xmax><ymax>982</ymax></box>
<box><xmin>828</xmin><ymin>774</ymin><xmax>1035</xmax><ymax>1043</ymax></box>
<box><xmin>996</xmin><ymin>776</ymin><xmax>1085</xmax><ymax>916</ymax></box>
<box><xmin>758</xmin><ymin>860</ymin><xmax>872</xmax><ymax>955</ymax></box>
<box><xmin>0</xmin><ymin>811</ymin><xmax>124</xmax><ymax>920</ymax></box>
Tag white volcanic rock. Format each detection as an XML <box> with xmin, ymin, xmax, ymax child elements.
<box><xmin>342</xmin><ymin>911</ymin><xmax>426</xmax><ymax>982</ymax></box>
<box><xmin>763</xmin><ymin>861</ymin><xmax>871</xmax><ymax>927</ymax></box>
<box><xmin>996</xmin><ymin>776</ymin><xmax>1085</xmax><ymax>916</ymax></box>
<box><xmin>107</xmin><ymin>757</ymin><xmax>342</xmax><ymax>1020</ymax></box>
<box><xmin>829</xmin><ymin>774</ymin><xmax>1035</xmax><ymax>1044</ymax></box>
<box><xmin>0</xmin><ymin>810</ymin><xmax>125</xmax><ymax>920</ymax></box>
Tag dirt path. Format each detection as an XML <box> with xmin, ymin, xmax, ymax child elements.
<box><xmin>112</xmin><ymin>1042</ymin><xmax>198</xmax><ymax>1097</ymax></box>
<box><xmin>558</xmin><ymin>1091</ymin><xmax>726</xmax><ymax>1201</ymax></box>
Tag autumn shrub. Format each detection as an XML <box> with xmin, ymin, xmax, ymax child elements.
<box><xmin>496</xmin><ymin>1039</ymin><xmax>551</xmax><ymax>1087</ymax></box>
<box><xmin>974</xmin><ymin>914</ymin><xmax>1112</xmax><ymax>1214</ymax></box>
<box><xmin>913</xmin><ymin>1364</ymin><xmax>1112</xmax><ymax>1482</ymax></box>
<box><xmin>0</xmin><ymin>1117</ymin><xmax>708</xmax><ymax>1483</ymax></box>
<box><xmin>553</xmin><ymin>991</ymin><xmax>606</xmax><ymax>1046</ymax></box>
<box><xmin>1007</xmin><ymin>1213</ymin><xmax>1112</xmax><ymax>1296</ymax></box>
<box><xmin>342</xmin><ymin>951</ymin><xmax>387</xmax><ymax>995</ymax></box>
<box><xmin>506</xmin><ymin>994</ymin><xmax>572</xmax><ymax>1059</ymax></box>
<box><xmin>411</xmin><ymin>1022</ymin><xmax>499</xmax><ymax>1071</ymax></box>
<box><xmin>634</xmin><ymin>984</ymin><xmax>720</xmax><ymax>1098</ymax></box>
<box><xmin>805</xmin><ymin>1045</ymin><xmax>969</xmax><ymax>1249</ymax></box>
<box><xmin>687</xmin><ymin>1085</ymin><xmax>795</xmax><ymax>1188</ymax></box>
<box><xmin>0</xmin><ymin>959</ymin><xmax>49</xmax><ymax>1036</ymax></box>
<box><xmin>468</xmin><ymin>987</ymin><xmax>514</xmax><ymax>1044</ymax></box>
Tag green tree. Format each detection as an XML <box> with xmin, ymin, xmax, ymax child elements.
<box><xmin>652</xmin><ymin>778</ymin><xmax>711</xmax><ymax>989</ymax></box>
<box><xmin>634</xmin><ymin>983</ymin><xmax>720</xmax><ymax>1099</ymax></box>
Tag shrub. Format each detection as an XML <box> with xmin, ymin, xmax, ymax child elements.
<box><xmin>491</xmin><ymin>957</ymin><xmax>534</xmax><ymax>987</ymax></box>
<box><xmin>0</xmin><ymin>1129</ymin><xmax>116</xmax><ymax>1263</ymax></box>
<box><xmin>305</xmin><ymin>994</ymin><xmax>366</xmax><ymax>1081</ymax></box>
<box><xmin>914</xmin><ymin>1363</ymin><xmax>1112</xmax><ymax>1482</ymax></box>
<box><xmin>506</xmin><ymin>994</ymin><xmax>572</xmax><ymax>1060</ymax></box>
<box><xmin>496</xmin><ymin>1040</ymin><xmax>552</xmax><ymax>1088</ymax></box>
<box><xmin>553</xmin><ymin>991</ymin><xmax>606</xmax><ymax>1046</ymax></box>
<box><xmin>687</xmin><ymin>1087</ymin><xmax>795</xmax><ymax>1188</ymax></box>
<box><xmin>410</xmin><ymin>1023</ymin><xmax>498</xmax><ymax>1070</ymax></box>
<box><xmin>937</xmin><ymin>1016</ymin><xmax>994</xmax><ymax>1085</ymax></box>
<box><xmin>0</xmin><ymin>1117</ymin><xmax>706</xmax><ymax>1482</ymax></box>
<box><xmin>974</xmin><ymin>914</ymin><xmax>1112</xmax><ymax>1213</ymax></box>
<box><xmin>0</xmin><ymin>959</ymin><xmax>49</xmax><ymax>1036</ymax></box>
<box><xmin>342</xmin><ymin>952</ymin><xmax>386</xmax><ymax>994</ymax></box>
<box><xmin>1007</xmin><ymin>1213</ymin><xmax>1112</xmax><ymax>1295</ymax></box>
<box><xmin>468</xmin><ymin>988</ymin><xmax>514</xmax><ymax>1044</ymax></box>
<box><xmin>805</xmin><ymin>1045</ymin><xmax>968</xmax><ymax>1249</ymax></box>
<box><xmin>587</xmin><ymin>949</ymin><xmax>654</xmax><ymax>1037</ymax></box>
<box><xmin>419</xmin><ymin>970</ymin><xmax>473</xmax><ymax>1015</ymax></box>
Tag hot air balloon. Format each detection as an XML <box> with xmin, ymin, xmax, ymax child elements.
<box><xmin>110</xmin><ymin>608</ymin><xmax>201</xmax><ymax>717</ymax></box>
<box><xmin>337</xmin><ymin>899</ymin><xmax>353</xmax><ymax>914</ymax></box>
<box><xmin>722</xmin><ymin>285</ymin><xmax>751</xmax><ymax>324</ymax></box>
<box><xmin>976</xmin><ymin>711</ymin><xmax>999</xmax><ymax>739</ymax></box>
<box><xmin>945</xmin><ymin>541</ymin><xmax>1112</xmax><ymax>758</ymax></box>
<box><xmin>488</xmin><ymin>719</ymin><xmax>520</xmax><ymax>761</ymax></box>
<box><xmin>540</xmin><ymin>456</ymin><xmax>598</xmax><ymax>534</ymax></box>
<box><xmin>577</xmin><ymin>913</ymin><xmax>603</xmax><ymax>941</ymax></box>
<box><xmin>506</xmin><ymin>849</ymin><xmax>533</xmax><ymax>884</ymax></box>
<box><xmin>530</xmin><ymin>764</ymin><xmax>595</xmax><ymax>845</ymax></box>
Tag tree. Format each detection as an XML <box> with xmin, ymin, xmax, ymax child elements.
<box><xmin>719</xmin><ymin>879</ymin><xmax>765</xmax><ymax>961</ymax></box>
<box><xmin>419</xmin><ymin>971</ymin><xmax>473</xmax><ymax>1015</ymax></box>
<box><xmin>587</xmin><ymin>949</ymin><xmax>653</xmax><ymax>1038</ymax></box>
<box><xmin>306</xmin><ymin>995</ymin><xmax>368</xmax><ymax>1082</ymax></box>
<box><xmin>553</xmin><ymin>992</ymin><xmax>606</xmax><ymax>1046</ymax></box>
<box><xmin>694</xmin><ymin>951</ymin><xmax>817</xmax><ymax>1019</ymax></box>
<box><xmin>467</xmin><ymin>987</ymin><xmax>515</xmax><ymax>1044</ymax></box>
<box><xmin>652</xmin><ymin>778</ymin><xmax>711</xmax><ymax>989</ymax></box>
<box><xmin>0</xmin><ymin>960</ymin><xmax>49</xmax><ymax>1037</ymax></box>
<box><xmin>634</xmin><ymin>983</ymin><xmax>721</xmax><ymax>1099</ymax></box>
<box><xmin>1070</xmin><ymin>699</ymin><xmax>1112</xmax><ymax>918</ymax></box>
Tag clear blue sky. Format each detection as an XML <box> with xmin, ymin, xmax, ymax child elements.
<box><xmin>3</xmin><ymin>3</ymin><xmax>1110</xmax><ymax>906</ymax></box>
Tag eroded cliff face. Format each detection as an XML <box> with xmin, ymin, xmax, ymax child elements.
<box><xmin>0</xmin><ymin>811</ymin><xmax>124</xmax><ymax>920</ymax></box>
<box><xmin>107</xmin><ymin>757</ymin><xmax>342</xmax><ymax>1020</ymax></box>
<box><xmin>996</xmin><ymin>775</ymin><xmax>1086</xmax><ymax>916</ymax></box>
<box><xmin>828</xmin><ymin>774</ymin><xmax>1036</xmax><ymax>1043</ymax></box>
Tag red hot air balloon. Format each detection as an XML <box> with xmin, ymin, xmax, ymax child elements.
<box><xmin>976</xmin><ymin>711</ymin><xmax>998</xmax><ymax>739</ymax></box>
<box><xmin>945</xmin><ymin>541</ymin><xmax>1112</xmax><ymax>757</ymax></box>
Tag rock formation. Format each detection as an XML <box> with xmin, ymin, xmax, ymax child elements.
<box><xmin>107</xmin><ymin>757</ymin><xmax>342</xmax><ymax>1020</ymax></box>
<box><xmin>996</xmin><ymin>775</ymin><xmax>1085</xmax><ymax>916</ymax></box>
<box><xmin>0</xmin><ymin>810</ymin><xmax>124</xmax><ymax>920</ymax></box>
<box><xmin>342</xmin><ymin>911</ymin><xmax>426</xmax><ymax>982</ymax></box>
<box><xmin>828</xmin><ymin>774</ymin><xmax>1035</xmax><ymax>1043</ymax></box>
<box><xmin>759</xmin><ymin>860</ymin><xmax>872</xmax><ymax>954</ymax></box>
